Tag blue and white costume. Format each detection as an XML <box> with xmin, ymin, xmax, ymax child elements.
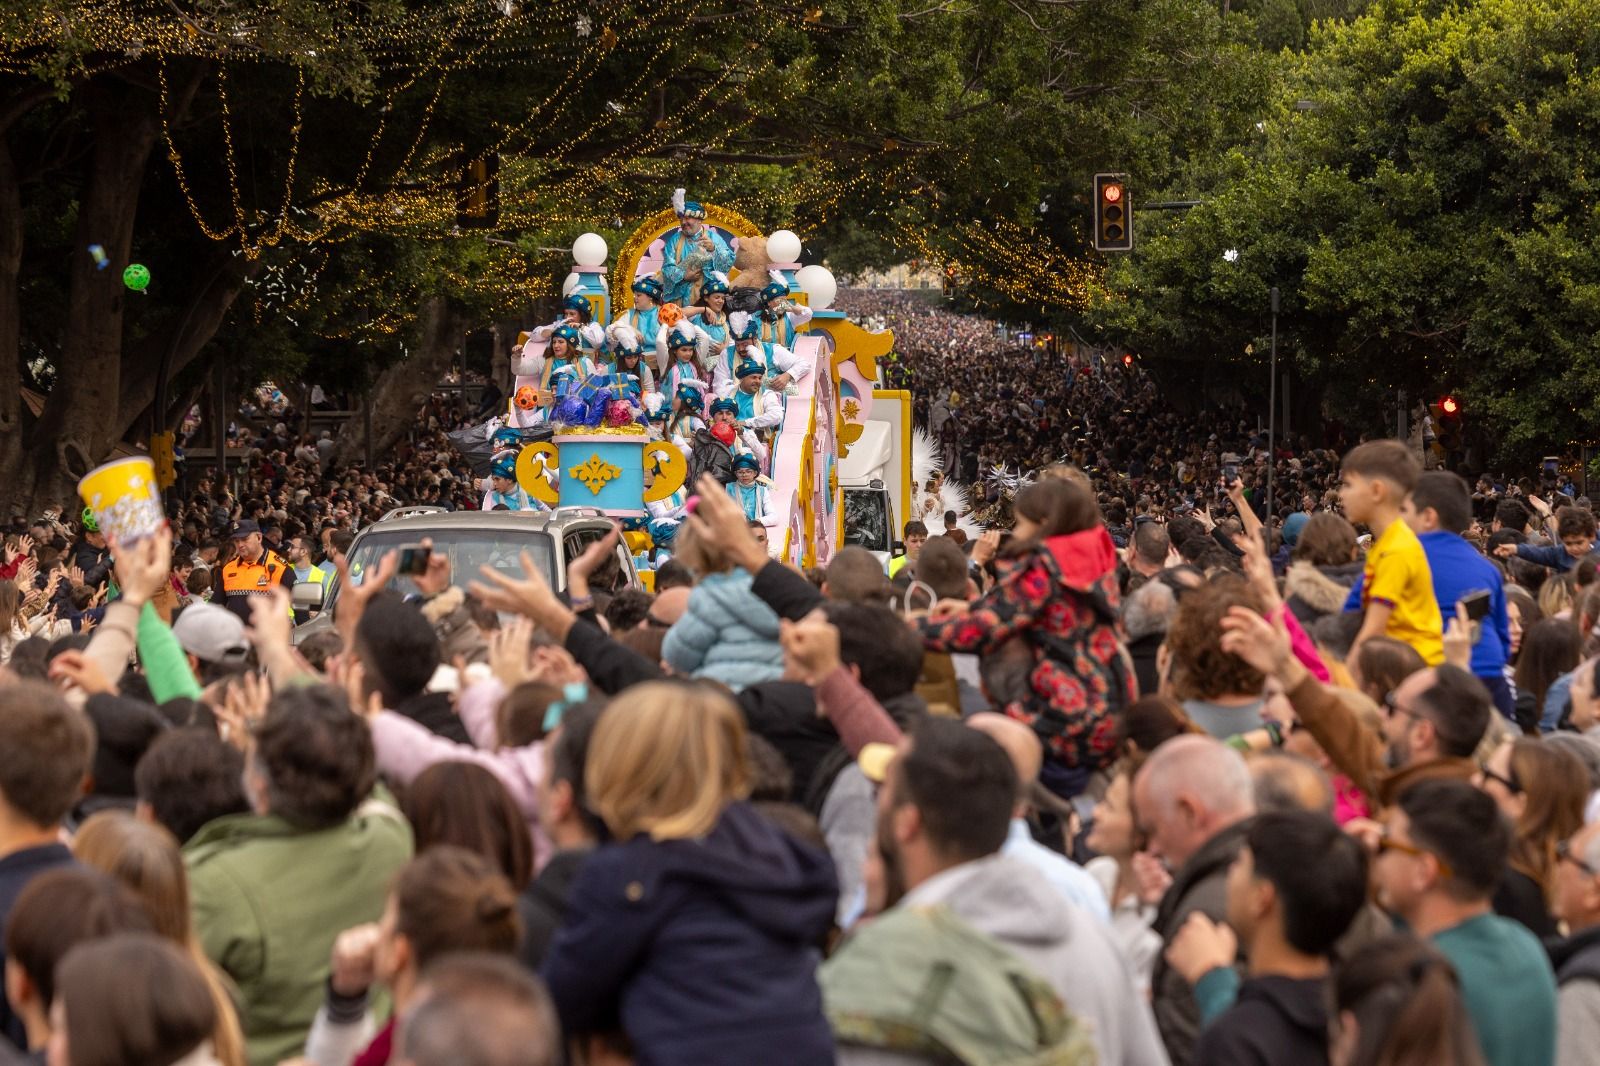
<box><xmin>659</xmin><ymin>190</ymin><xmax>734</xmax><ymax>305</ymax></box>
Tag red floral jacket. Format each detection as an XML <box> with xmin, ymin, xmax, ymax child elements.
<box><xmin>918</xmin><ymin>526</ymin><xmax>1133</xmax><ymax>770</ymax></box>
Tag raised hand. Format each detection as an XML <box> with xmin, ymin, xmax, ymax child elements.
<box><xmin>780</xmin><ymin>614</ymin><xmax>843</xmax><ymax>685</ymax></box>
<box><xmin>110</xmin><ymin>526</ymin><xmax>173</xmax><ymax>606</ymax></box>
<box><xmin>410</xmin><ymin>537</ymin><xmax>454</xmax><ymax>599</ymax></box>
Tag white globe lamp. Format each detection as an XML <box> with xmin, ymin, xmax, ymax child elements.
<box><xmin>572</xmin><ymin>232</ymin><xmax>609</xmax><ymax>267</ymax></box>
<box><xmin>766</xmin><ymin>229</ymin><xmax>802</xmax><ymax>264</ymax></box>
<box><xmin>795</xmin><ymin>264</ymin><xmax>836</xmax><ymax>310</ymax></box>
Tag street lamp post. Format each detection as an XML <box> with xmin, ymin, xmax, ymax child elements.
<box><xmin>1266</xmin><ymin>286</ymin><xmax>1279</xmax><ymax>536</ymax></box>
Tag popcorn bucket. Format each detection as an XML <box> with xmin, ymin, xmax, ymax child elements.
<box><xmin>78</xmin><ymin>456</ymin><xmax>166</xmax><ymax>544</ymax></box>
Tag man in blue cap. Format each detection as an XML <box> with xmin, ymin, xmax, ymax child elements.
<box><xmin>660</xmin><ymin>189</ymin><xmax>732</xmax><ymax>305</ymax></box>
<box><xmin>724</xmin><ymin>358</ymin><xmax>785</xmax><ymax>442</ymax></box>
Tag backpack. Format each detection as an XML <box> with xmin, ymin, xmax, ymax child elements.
<box><xmin>688</xmin><ymin>429</ymin><xmax>735</xmax><ymax>487</ymax></box>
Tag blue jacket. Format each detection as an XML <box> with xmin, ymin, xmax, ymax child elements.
<box><xmin>542</xmin><ymin>802</ymin><xmax>838</xmax><ymax>1066</ymax></box>
<box><xmin>662</xmin><ymin>568</ymin><xmax>785</xmax><ymax>691</ymax></box>
<box><xmin>1344</xmin><ymin>530</ymin><xmax>1510</xmax><ymax>678</ymax></box>
<box><xmin>1514</xmin><ymin>541</ymin><xmax>1600</xmax><ymax>574</ymax></box>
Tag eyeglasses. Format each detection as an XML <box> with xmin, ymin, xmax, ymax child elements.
<box><xmin>1381</xmin><ymin>691</ymin><xmax>1421</xmax><ymax>721</ymax></box>
<box><xmin>1377</xmin><ymin>828</ymin><xmax>1454</xmax><ymax>879</ymax></box>
<box><xmin>1476</xmin><ymin>759</ymin><xmax>1523</xmax><ymax>795</ymax></box>
<box><xmin>1558</xmin><ymin>838</ymin><xmax>1600</xmax><ymax>879</ymax></box>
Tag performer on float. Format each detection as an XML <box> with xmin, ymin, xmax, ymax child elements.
<box><xmin>534</xmin><ymin>294</ymin><xmax>607</xmax><ymax>360</ymax></box>
<box><xmin>726</xmin><ymin>453</ymin><xmax>774</xmax><ymax>523</ymax></box>
<box><xmin>642</xmin><ymin>462</ymin><xmax>689</xmax><ymax>553</ymax></box>
<box><xmin>607</xmin><ymin>324</ymin><xmax>659</xmax><ymax>415</ymax></box>
<box><xmin>481</xmin><ymin>451</ymin><xmax>544</xmax><ymax>511</ymax></box>
<box><xmin>665</xmin><ymin>381</ymin><xmax>707</xmax><ymax>452</ymax></box>
<box><xmin>659</xmin><ymin>189</ymin><xmax>733</xmax><ymax>306</ymax></box>
<box><xmin>613</xmin><ymin>276</ymin><xmax>665</xmax><ymax>343</ymax></box>
<box><xmin>724</xmin><ymin>358</ymin><xmax>785</xmax><ymax>454</ymax></box>
<box><xmin>656</xmin><ymin>324</ymin><xmax>708</xmax><ymax>403</ymax></box>
<box><xmin>756</xmin><ymin>270</ymin><xmax>813</xmax><ymax>349</ymax></box>
<box><xmin>707</xmin><ymin>397</ymin><xmax>769</xmax><ymax>469</ymax></box>
<box><xmin>718</xmin><ymin>312</ymin><xmax>811</xmax><ymax>395</ymax></box>
<box><xmin>540</xmin><ymin>325</ymin><xmax>598</xmax><ymax>396</ymax></box>
<box><xmin>686</xmin><ymin>271</ymin><xmax>733</xmax><ymax>354</ymax></box>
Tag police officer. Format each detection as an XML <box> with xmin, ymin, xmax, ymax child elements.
<box><xmin>220</xmin><ymin>519</ymin><xmax>294</xmax><ymax>624</ymax></box>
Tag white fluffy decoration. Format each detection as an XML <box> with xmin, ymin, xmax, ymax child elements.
<box><xmin>910</xmin><ymin>426</ymin><xmax>984</xmax><ymax>536</ymax></box>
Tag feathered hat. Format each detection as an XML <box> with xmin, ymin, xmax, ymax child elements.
<box><xmin>729</xmin><ymin>311</ymin><xmax>760</xmax><ymax>342</ymax></box>
<box><xmin>760</xmin><ymin>269</ymin><xmax>789</xmax><ymax>305</ymax></box>
<box><xmin>550</xmin><ymin>324</ymin><xmax>581</xmax><ymax>349</ymax></box>
<box><xmin>736</xmin><ymin>358</ymin><xmax>765</xmax><ymax>380</ymax></box>
<box><xmin>701</xmin><ymin>270</ymin><xmax>730</xmax><ymax>298</ymax></box>
<box><xmin>610</xmin><ymin>323</ymin><xmax>644</xmax><ymax>358</ymax></box>
<box><xmin>631</xmin><ymin>276</ymin><xmax>665</xmax><ymax>302</ymax></box>
<box><xmin>675</xmin><ymin>380</ymin><xmax>705</xmax><ymax>411</ymax></box>
<box><xmin>666</xmin><ymin>325</ymin><xmax>698</xmax><ymax>352</ymax></box>
<box><xmin>672</xmin><ymin>187</ymin><xmax>707</xmax><ymax>221</ymax></box>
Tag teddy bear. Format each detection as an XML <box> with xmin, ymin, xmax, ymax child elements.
<box><xmin>726</xmin><ymin>233</ymin><xmax>773</xmax><ymax>313</ymax></box>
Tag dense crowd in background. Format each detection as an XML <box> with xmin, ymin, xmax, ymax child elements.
<box><xmin>2</xmin><ymin>294</ymin><xmax>1600</xmax><ymax>1066</ymax></box>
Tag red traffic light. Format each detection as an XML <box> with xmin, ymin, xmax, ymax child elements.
<box><xmin>1440</xmin><ymin>396</ymin><xmax>1459</xmax><ymax>415</ymax></box>
<box><xmin>1103</xmin><ymin>183</ymin><xmax>1123</xmax><ymax>204</ymax></box>
<box><xmin>1122</xmin><ymin>353</ymin><xmax>1134</xmax><ymax>367</ymax></box>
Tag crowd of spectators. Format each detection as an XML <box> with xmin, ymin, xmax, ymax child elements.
<box><xmin>1</xmin><ymin>297</ymin><xmax>1599</xmax><ymax>1066</ymax></box>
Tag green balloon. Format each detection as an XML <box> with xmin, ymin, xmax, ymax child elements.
<box><xmin>123</xmin><ymin>263</ymin><xmax>150</xmax><ymax>291</ymax></box>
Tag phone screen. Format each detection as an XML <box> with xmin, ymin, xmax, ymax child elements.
<box><xmin>397</xmin><ymin>545</ymin><xmax>432</xmax><ymax>576</ymax></box>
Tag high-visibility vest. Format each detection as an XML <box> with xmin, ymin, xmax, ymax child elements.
<box><xmin>222</xmin><ymin>550</ymin><xmax>291</xmax><ymax>613</ymax></box>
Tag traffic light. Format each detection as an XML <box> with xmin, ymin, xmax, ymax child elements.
<box><xmin>150</xmin><ymin>431</ymin><xmax>176</xmax><ymax>489</ymax></box>
<box><xmin>1093</xmin><ymin>173</ymin><xmax>1132</xmax><ymax>252</ymax></box>
<box><xmin>1440</xmin><ymin>395</ymin><xmax>1459</xmax><ymax>416</ymax></box>
<box><xmin>456</xmin><ymin>153</ymin><xmax>500</xmax><ymax>229</ymax></box>
<box><xmin>1122</xmin><ymin>353</ymin><xmax>1134</xmax><ymax>368</ymax></box>
<box><xmin>1431</xmin><ymin>396</ymin><xmax>1464</xmax><ymax>455</ymax></box>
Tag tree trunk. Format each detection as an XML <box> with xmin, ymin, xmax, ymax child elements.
<box><xmin>332</xmin><ymin>295</ymin><xmax>466</xmax><ymax>467</ymax></box>
<box><xmin>16</xmin><ymin>84</ymin><xmax>160</xmax><ymax>516</ymax></box>
<box><xmin>0</xmin><ymin>135</ymin><xmax>25</xmax><ymax>521</ymax></box>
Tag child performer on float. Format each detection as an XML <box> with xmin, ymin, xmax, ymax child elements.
<box><xmin>656</xmin><ymin>324</ymin><xmax>708</xmax><ymax>403</ymax></box>
<box><xmin>666</xmin><ymin>381</ymin><xmax>708</xmax><ymax>453</ymax></box>
<box><xmin>642</xmin><ymin>462</ymin><xmax>689</xmax><ymax>554</ymax></box>
<box><xmin>534</xmin><ymin>294</ymin><xmax>607</xmax><ymax>361</ymax></box>
<box><xmin>481</xmin><ymin>451</ymin><xmax>545</xmax><ymax>511</ymax></box>
<box><xmin>613</xmin><ymin>276</ymin><xmax>665</xmax><ymax>343</ymax></box>
<box><xmin>607</xmin><ymin>324</ymin><xmax>659</xmax><ymax>417</ymax></box>
<box><xmin>726</xmin><ymin>453</ymin><xmax>774</xmax><ymax>524</ymax></box>
<box><xmin>717</xmin><ymin>312</ymin><xmax>811</xmax><ymax>396</ymax></box>
<box><xmin>756</xmin><ymin>270</ymin><xmax>813</xmax><ymax>349</ymax></box>
<box><xmin>660</xmin><ymin>190</ymin><xmax>733</xmax><ymax>305</ymax></box>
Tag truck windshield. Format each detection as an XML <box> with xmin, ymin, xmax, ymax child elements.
<box><xmin>331</xmin><ymin>528</ymin><xmax>555</xmax><ymax>606</ymax></box>
<box><xmin>843</xmin><ymin>488</ymin><xmax>890</xmax><ymax>552</ymax></box>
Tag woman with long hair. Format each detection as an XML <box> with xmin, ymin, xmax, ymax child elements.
<box><xmin>1331</xmin><ymin>934</ymin><xmax>1485</xmax><ymax>1066</ymax></box>
<box><xmin>917</xmin><ymin>478</ymin><xmax>1133</xmax><ymax>796</ymax></box>
<box><xmin>1512</xmin><ymin>618</ymin><xmax>1581</xmax><ymax>735</ymax></box>
<box><xmin>400</xmin><ymin>761</ymin><xmax>533</xmax><ymax>890</ymax></box>
<box><xmin>70</xmin><ymin>812</ymin><xmax>246</xmax><ymax>1066</ymax></box>
<box><xmin>1083</xmin><ymin>764</ymin><xmax>1162</xmax><ymax>993</ymax></box>
<box><xmin>1475</xmin><ymin>738</ymin><xmax>1589</xmax><ymax>937</ymax></box>
<box><xmin>541</xmin><ymin>682</ymin><xmax>836</xmax><ymax>1065</ymax></box>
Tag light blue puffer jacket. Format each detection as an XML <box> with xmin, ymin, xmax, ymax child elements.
<box><xmin>662</xmin><ymin>568</ymin><xmax>785</xmax><ymax>691</ymax></box>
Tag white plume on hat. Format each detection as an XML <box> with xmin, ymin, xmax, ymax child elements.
<box><xmin>768</xmin><ymin>268</ymin><xmax>786</xmax><ymax>287</ymax></box>
<box><xmin>729</xmin><ymin>311</ymin><xmax>752</xmax><ymax>336</ymax></box>
<box><xmin>710</xmin><ymin>270</ymin><xmax>729</xmax><ymax>286</ymax></box>
<box><xmin>672</xmin><ymin>188</ymin><xmax>687</xmax><ymax>215</ymax></box>
<box><xmin>609</xmin><ymin>323</ymin><xmax>641</xmax><ymax>351</ymax></box>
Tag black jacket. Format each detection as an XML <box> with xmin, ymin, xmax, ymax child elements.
<box><xmin>71</xmin><ymin>538</ymin><xmax>111</xmax><ymax>588</ymax></box>
<box><xmin>564</xmin><ymin>620</ymin><xmax>834</xmax><ymax>804</ymax></box>
<box><xmin>518</xmin><ymin>846</ymin><xmax>592</xmax><ymax>969</ymax></box>
<box><xmin>392</xmin><ymin>690</ymin><xmax>471</xmax><ymax>745</ymax></box>
<box><xmin>1152</xmin><ymin>818</ymin><xmax>1254</xmax><ymax>1066</ymax></box>
<box><xmin>1546</xmin><ymin>921</ymin><xmax>1600</xmax><ymax>986</ymax></box>
<box><xmin>1192</xmin><ymin>975</ymin><xmax>1330</xmax><ymax>1066</ymax></box>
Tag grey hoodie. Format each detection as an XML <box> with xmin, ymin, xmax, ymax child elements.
<box><xmin>904</xmin><ymin>853</ymin><xmax>1171</xmax><ymax>1066</ymax></box>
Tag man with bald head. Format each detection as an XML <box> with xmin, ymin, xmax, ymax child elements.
<box><xmin>1134</xmin><ymin>735</ymin><xmax>1256</xmax><ymax>1065</ymax></box>
<box><xmin>1246</xmin><ymin>750</ymin><xmax>1334</xmax><ymax>816</ymax></box>
<box><xmin>968</xmin><ymin>712</ymin><xmax>1109</xmax><ymax>923</ymax></box>
<box><xmin>644</xmin><ymin>585</ymin><xmax>691</xmax><ymax>628</ymax></box>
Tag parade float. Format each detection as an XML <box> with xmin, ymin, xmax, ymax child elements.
<box><xmin>499</xmin><ymin>197</ymin><xmax>912</xmax><ymax>573</ymax></box>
